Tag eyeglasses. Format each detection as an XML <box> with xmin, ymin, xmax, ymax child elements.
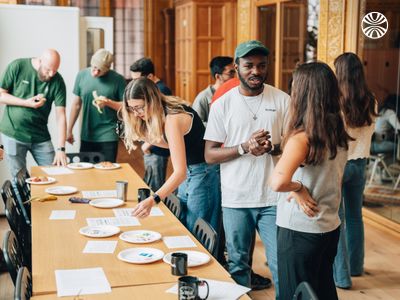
<box><xmin>127</xmin><ymin>105</ymin><xmax>145</xmax><ymax>114</ymax></box>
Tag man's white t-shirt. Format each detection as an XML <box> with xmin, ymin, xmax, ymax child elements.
<box><xmin>204</xmin><ymin>84</ymin><xmax>290</xmax><ymax>208</ymax></box>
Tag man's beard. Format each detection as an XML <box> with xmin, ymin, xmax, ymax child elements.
<box><xmin>238</xmin><ymin>71</ymin><xmax>266</xmax><ymax>91</ymax></box>
<box><xmin>38</xmin><ymin>66</ymin><xmax>51</xmax><ymax>82</ymax></box>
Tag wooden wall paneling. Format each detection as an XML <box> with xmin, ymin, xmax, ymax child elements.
<box><xmin>162</xmin><ymin>7</ymin><xmax>176</xmax><ymax>92</ymax></box>
<box><xmin>145</xmin><ymin>0</ymin><xmax>174</xmax><ymax>85</ymax></box>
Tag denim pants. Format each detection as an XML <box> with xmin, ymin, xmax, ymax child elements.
<box><xmin>80</xmin><ymin>140</ymin><xmax>119</xmax><ymax>163</ymax></box>
<box><xmin>333</xmin><ymin>158</ymin><xmax>367</xmax><ymax>288</ymax></box>
<box><xmin>1</xmin><ymin>134</ymin><xmax>55</xmax><ymax>177</ymax></box>
<box><xmin>278</xmin><ymin>226</ymin><xmax>339</xmax><ymax>300</ymax></box>
<box><xmin>222</xmin><ymin>206</ymin><xmax>279</xmax><ymax>299</ymax></box>
<box><xmin>143</xmin><ymin>153</ymin><xmax>168</xmax><ymax>192</ymax></box>
<box><xmin>177</xmin><ymin>163</ymin><xmax>221</xmax><ymax>234</ymax></box>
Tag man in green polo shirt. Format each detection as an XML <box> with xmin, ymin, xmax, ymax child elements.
<box><xmin>0</xmin><ymin>49</ymin><xmax>67</xmax><ymax>177</ymax></box>
<box><xmin>67</xmin><ymin>49</ymin><xmax>126</xmax><ymax>162</ymax></box>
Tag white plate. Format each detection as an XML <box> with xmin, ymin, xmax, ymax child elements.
<box><xmin>90</xmin><ymin>198</ymin><xmax>124</xmax><ymax>209</ymax></box>
<box><xmin>163</xmin><ymin>250</ymin><xmax>210</xmax><ymax>267</ymax></box>
<box><xmin>45</xmin><ymin>186</ymin><xmax>78</xmax><ymax>195</ymax></box>
<box><xmin>26</xmin><ymin>177</ymin><xmax>56</xmax><ymax>185</ymax></box>
<box><xmin>67</xmin><ymin>162</ymin><xmax>94</xmax><ymax>170</ymax></box>
<box><xmin>119</xmin><ymin>230</ymin><xmax>162</xmax><ymax>244</ymax></box>
<box><xmin>118</xmin><ymin>247</ymin><xmax>164</xmax><ymax>264</ymax></box>
<box><xmin>79</xmin><ymin>225</ymin><xmax>120</xmax><ymax>238</ymax></box>
<box><xmin>94</xmin><ymin>162</ymin><xmax>121</xmax><ymax>170</ymax></box>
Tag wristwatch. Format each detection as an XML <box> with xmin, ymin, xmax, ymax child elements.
<box><xmin>57</xmin><ymin>147</ymin><xmax>65</xmax><ymax>152</ymax></box>
<box><xmin>153</xmin><ymin>193</ymin><xmax>161</xmax><ymax>204</ymax></box>
<box><xmin>238</xmin><ymin>143</ymin><xmax>247</xmax><ymax>156</ymax></box>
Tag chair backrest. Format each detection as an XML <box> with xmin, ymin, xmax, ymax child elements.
<box><xmin>1</xmin><ymin>180</ymin><xmax>18</xmax><ymax>206</ymax></box>
<box><xmin>293</xmin><ymin>281</ymin><xmax>319</xmax><ymax>300</ymax></box>
<box><xmin>14</xmin><ymin>168</ymin><xmax>31</xmax><ymax>203</ymax></box>
<box><xmin>66</xmin><ymin>152</ymin><xmax>105</xmax><ymax>164</ymax></box>
<box><xmin>14</xmin><ymin>266</ymin><xmax>32</xmax><ymax>300</ymax></box>
<box><xmin>2</xmin><ymin>230</ymin><xmax>25</xmax><ymax>285</ymax></box>
<box><xmin>193</xmin><ymin>217</ymin><xmax>217</xmax><ymax>256</ymax></box>
<box><xmin>5</xmin><ymin>197</ymin><xmax>31</xmax><ymax>268</ymax></box>
<box><xmin>164</xmin><ymin>194</ymin><xmax>182</xmax><ymax>219</ymax></box>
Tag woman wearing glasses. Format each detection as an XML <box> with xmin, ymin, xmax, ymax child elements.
<box><xmin>120</xmin><ymin>77</ymin><xmax>221</xmax><ymax>234</ymax></box>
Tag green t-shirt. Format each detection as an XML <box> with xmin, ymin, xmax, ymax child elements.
<box><xmin>0</xmin><ymin>58</ymin><xmax>66</xmax><ymax>143</ymax></box>
<box><xmin>73</xmin><ymin>68</ymin><xmax>126</xmax><ymax>142</ymax></box>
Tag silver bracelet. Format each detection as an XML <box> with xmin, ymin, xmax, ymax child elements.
<box><xmin>293</xmin><ymin>180</ymin><xmax>303</xmax><ymax>192</ymax></box>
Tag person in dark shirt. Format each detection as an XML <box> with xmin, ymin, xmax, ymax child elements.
<box><xmin>130</xmin><ymin>57</ymin><xmax>172</xmax><ymax>191</ymax></box>
<box><xmin>121</xmin><ymin>77</ymin><xmax>221</xmax><ymax>234</ymax></box>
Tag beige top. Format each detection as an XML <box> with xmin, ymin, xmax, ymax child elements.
<box><xmin>347</xmin><ymin>123</ymin><xmax>375</xmax><ymax>160</ymax></box>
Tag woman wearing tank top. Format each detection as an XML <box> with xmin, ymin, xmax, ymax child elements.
<box><xmin>332</xmin><ymin>53</ymin><xmax>378</xmax><ymax>289</ymax></box>
<box><xmin>120</xmin><ymin>77</ymin><xmax>221</xmax><ymax>234</ymax></box>
<box><xmin>269</xmin><ymin>62</ymin><xmax>350</xmax><ymax>300</ymax></box>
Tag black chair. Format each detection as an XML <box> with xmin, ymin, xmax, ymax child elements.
<box><xmin>66</xmin><ymin>152</ymin><xmax>105</xmax><ymax>164</ymax></box>
<box><xmin>164</xmin><ymin>194</ymin><xmax>182</xmax><ymax>219</ymax></box>
<box><xmin>2</xmin><ymin>230</ymin><xmax>25</xmax><ymax>285</ymax></box>
<box><xmin>14</xmin><ymin>266</ymin><xmax>32</xmax><ymax>300</ymax></box>
<box><xmin>1</xmin><ymin>180</ymin><xmax>18</xmax><ymax>206</ymax></box>
<box><xmin>193</xmin><ymin>217</ymin><xmax>217</xmax><ymax>256</ymax></box>
<box><xmin>15</xmin><ymin>168</ymin><xmax>31</xmax><ymax>203</ymax></box>
<box><xmin>5</xmin><ymin>197</ymin><xmax>31</xmax><ymax>269</ymax></box>
<box><xmin>293</xmin><ymin>281</ymin><xmax>319</xmax><ymax>300</ymax></box>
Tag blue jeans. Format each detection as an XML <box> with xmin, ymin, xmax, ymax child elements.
<box><xmin>143</xmin><ymin>153</ymin><xmax>168</xmax><ymax>192</ymax></box>
<box><xmin>333</xmin><ymin>158</ymin><xmax>367</xmax><ymax>288</ymax></box>
<box><xmin>223</xmin><ymin>206</ymin><xmax>279</xmax><ymax>299</ymax></box>
<box><xmin>1</xmin><ymin>134</ymin><xmax>55</xmax><ymax>177</ymax></box>
<box><xmin>177</xmin><ymin>163</ymin><xmax>221</xmax><ymax>234</ymax></box>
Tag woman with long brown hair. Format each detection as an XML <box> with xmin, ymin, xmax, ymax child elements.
<box><xmin>333</xmin><ymin>52</ymin><xmax>377</xmax><ymax>289</ymax></box>
<box><xmin>120</xmin><ymin>77</ymin><xmax>221</xmax><ymax>234</ymax></box>
<box><xmin>269</xmin><ymin>62</ymin><xmax>350</xmax><ymax>300</ymax></box>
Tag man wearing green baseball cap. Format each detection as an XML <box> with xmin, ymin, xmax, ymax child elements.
<box><xmin>204</xmin><ymin>40</ymin><xmax>290</xmax><ymax>299</ymax></box>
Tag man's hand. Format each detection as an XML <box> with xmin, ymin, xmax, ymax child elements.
<box><xmin>245</xmin><ymin>129</ymin><xmax>272</xmax><ymax>156</ymax></box>
<box><xmin>0</xmin><ymin>146</ymin><xmax>4</xmax><ymax>161</ymax></box>
<box><xmin>141</xmin><ymin>142</ymin><xmax>152</xmax><ymax>155</ymax></box>
<box><xmin>52</xmin><ymin>151</ymin><xmax>67</xmax><ymax>166</ymax></box>
<box><xmin>96</xmin><ymin>97</ymin><xmax>110</xmax><ymax>109</ymax></box>
<box><xmin>66</xmin><ymin>132</ymin><xmax>75</xmax><ymax>144</ymax></box>
<box><xmin>26</xmin><ymin>94</ymin><xmax>46</xmax><ymax>109</ymax></box>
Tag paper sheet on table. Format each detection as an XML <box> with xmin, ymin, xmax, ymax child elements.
<box><xmin>113</xmin><ymin>207</ymin><xmax>164</xmax><ymax>217</ymax></box>
<box><xmin>163</xmin><ymin>235</ymin><xmax>197</xmax><ymax>248</ymax></box>
<box><xmin>166</xmin><ymin>278</ymin><xmax>251</xmax><ymax>300</ymax></box>
<box><xmin>83</xmin><ymin>241</ymin><xmax>118</xmax><ymax>254</ymax></box>
<box><xmin>42</xmin><ymin>167</ymin><xmax>74</xmax><ymax>175</ymax></box>
<box><xmin>49</xmin><ymin>210</ymin><xmax>76</xmax><ymax>220</ymax></box>
<box><xmin>86</xmin><ymin>217</ymin><xmax>140</xmax><ymax>227</ymax></box>
<box><xmin>82</xmin><ymin>190</ymin><xmax>117</xmax><ymax>198</ymax></box>
<box><xmin>55</xmin><ymin>267</ymin><xmax>111</xmax><ymax>297</ymax></box>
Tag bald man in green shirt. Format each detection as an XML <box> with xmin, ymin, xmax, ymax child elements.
<box><xmin>0</xmin><ymin>49</ymin><xmax>67</xmax><ymax>177</ymax></box>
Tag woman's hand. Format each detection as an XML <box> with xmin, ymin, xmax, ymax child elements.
<box><xmin>131</xmin><ymin>197</ymin><xmax>155</xmax><ymax>218</ymax></box>
<box><xmin>287</xmin><ymin>186</ymin><xmax>319</xmax><ymax>217</ymax></box>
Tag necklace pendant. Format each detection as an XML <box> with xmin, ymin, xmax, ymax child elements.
<box><xmin>253</xmin><ymin>115</ymin><xmax>258</xmax><ymax>120</ymax></box>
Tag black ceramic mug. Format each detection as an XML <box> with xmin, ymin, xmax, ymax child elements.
<box><xmin>137</xmin><ymin>188</ymin><xmax>151</xmax><ymax>202</ymax></box>
<box><xmin>171</xmin><ymin>252</ymin><xmax>188</xmax><ymax>276</ymax></box>
<box><xmin>178</xmin><ymin>276</ymin><xmax>209</xmax><ymax>300</ymax></box>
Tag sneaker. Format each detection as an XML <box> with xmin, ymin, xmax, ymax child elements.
<box><xmin>251</xmin><ymin>271</ymin><xmax>272</xmax><ymax>290</ymax></box>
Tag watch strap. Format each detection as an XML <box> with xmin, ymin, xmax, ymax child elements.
<box><xmin>153</xmin><ymin>193</ymin><xmax>161</xmax><ymax>204</ymax></box>
<box><xmin>57</xmin><ymin>147</ymin><xmax>65</xmax><ymax>152</ymax></box>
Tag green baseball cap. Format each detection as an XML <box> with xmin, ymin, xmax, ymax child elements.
<box><xmin>234</xmin><ymin>40</ymin><xmax>270</xmax><ymax>61</ymax></box>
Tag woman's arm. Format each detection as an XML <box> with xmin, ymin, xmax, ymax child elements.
<box><xmin>132</xmin><ymin>113</ymin><xmax>190</xmax><ymax>218</ymax></box>
<box><xmin>269</xmin><ymin>132</ymin><xmax>319</xmax><ymax>217</ymax></box>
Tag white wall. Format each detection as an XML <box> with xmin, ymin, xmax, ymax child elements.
<box><xmin>0</xmin><ymin>4</ymin><xmax>82</xmax><ymax>210</ymax></box>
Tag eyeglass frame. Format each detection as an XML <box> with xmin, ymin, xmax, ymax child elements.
<box><xmin>126</xmin><ymin>104</ymin><xmax>145</xmax><ymax>114</ymax></box>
